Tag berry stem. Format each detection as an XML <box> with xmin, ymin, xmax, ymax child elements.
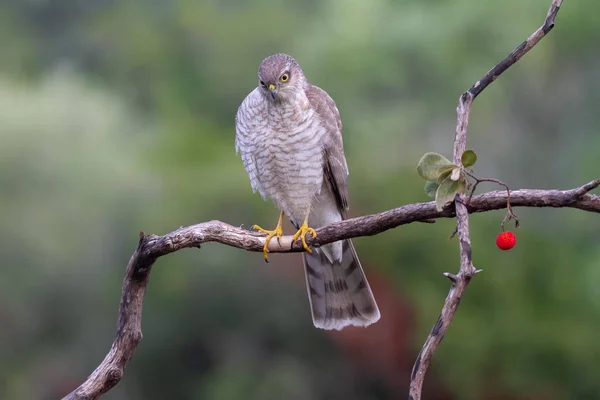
<box><xmin>464</xmin><ymin>169</ymin><xmax>519</xmax><ymax>230</ymax></box>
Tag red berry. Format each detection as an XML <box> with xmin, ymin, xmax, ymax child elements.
<box><xmin>496</xmin><ymin>231</ymin><xmax>516</xmax><ymax>250</ymax></box>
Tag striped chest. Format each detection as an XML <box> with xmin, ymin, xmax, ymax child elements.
<box><xmin>254</xmin><ymin>100</ymin><xmax>326</xmax><ymax>219</ymax></box>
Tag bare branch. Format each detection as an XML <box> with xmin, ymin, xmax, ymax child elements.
<box><xmin>62</xmin><ymin>179</ymin><xmax>598</xmax><ymax>399</ymax></box>
<box><xmin>408</xmin><ymin>0</ymin><xmax>564</xmax><ymax>398</ymax></box>
<box><xmin>469</xmin><ymin>0</ymin><xmax>563</xmax><ymax>99</ymax></box>
<box><xmin>63</xmin><ymin>233</ymin><xmax>152</xmax><ymax>400</ymax></box>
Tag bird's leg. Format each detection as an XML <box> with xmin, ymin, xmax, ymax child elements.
<box><xmin>252</xmin><ymin>211</ymin><xmax>285</xmax><ymax>261</ymax></box>
<box><xmin>291</xmin><ymin>212</ymin><xmax>317</xmax><ymax>254</ymax></box>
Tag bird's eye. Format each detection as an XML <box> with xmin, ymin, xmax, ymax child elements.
<box><xmin>279</xmin><ymin>73</ymin><xmax>289</xmax><ymax>83</ymax></box>
<box><xmin>259</xmin><ymin>80</ymin><xmax>266</xmax><ymax>87</ymax></box>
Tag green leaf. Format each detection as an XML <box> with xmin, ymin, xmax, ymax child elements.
<box><xmin>435</xmin><ymin>168</ymin><xmax>452</xmax><ymax>185</ymax></box>
<box><xmin>416</xmin><ymin>152</ymin><xmax>457</xmax><ymax>181</ymax></box>
<box><xmin>424</xmin><ymin>180</ymin><xmax>439</xmax><ymax>197</ymax></box>
<box><xmin>435</xmin><ymin>175</ymin><xmax>461</xmax><ymax>211</ymax></box>
<box><xmin>461</xmin><ymin>150</ymin><xmax>477</xmax><ymax>167</ymax></box>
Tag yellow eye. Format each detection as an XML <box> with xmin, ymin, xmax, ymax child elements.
<box><xmin>279</xmin><ymin>73</ymin><xmax>289</xmax><ymax>83</ymax></box>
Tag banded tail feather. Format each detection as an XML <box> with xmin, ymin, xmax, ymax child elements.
<box><xmin>303</xmin><ymin>239</ymin><xmax>380</xmax><ymax>330</ymax></box>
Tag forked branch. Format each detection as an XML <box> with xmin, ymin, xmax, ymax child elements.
<box><xmin>408</xmin><ymin>0</ymin><xmax>564</xmax><ymax>398</ymax></box>
<box><xmin>63</xmin><ymin>180</ymin><xmax>598</xmax><ymax>399</ymax></box>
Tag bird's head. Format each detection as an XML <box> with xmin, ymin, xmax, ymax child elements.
<box><xmin>257</xmin><ymin>53</ymin><xmax>305</xmax><ymax>102</ymax></box>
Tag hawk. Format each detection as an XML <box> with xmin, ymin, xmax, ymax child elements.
<box><xmin>235</xmin><ymin>53</ymin><xmax>380</xmax><ymax>330</ymax></box>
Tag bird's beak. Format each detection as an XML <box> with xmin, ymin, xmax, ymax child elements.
<box><xmin>268</xmin><ymin>83</ymin><xmax>278</xmax><ymax>99</ymax></box>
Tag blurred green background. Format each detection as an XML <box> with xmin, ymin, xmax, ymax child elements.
<box><xmin>1</xmin><ymin>0</ymin><xmax>599</xmax><ymax>399</ymax></box>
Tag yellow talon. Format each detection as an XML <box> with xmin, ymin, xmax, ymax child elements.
<box><xmin>252</xmin><ymin>211</ymin><xmax>284</xmax><ymax>261</ymax></box>
<box><xmin>292</xmin><ymin>222</ymin><xmax>317</xmax><ymax>254</ymax></box>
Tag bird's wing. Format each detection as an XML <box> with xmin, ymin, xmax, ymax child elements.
<box><xmin>305</xmin><ymin>84</ymin><xmax>350</xmax><ymax>214</ymax></box>
<box><xmin>235</xmin><ymin>88</ymin><xmax>264</xmax><ymax>197</ymax></box>
<box><xmin>304</xmin><ymin>86</ymin><xmax>380</xmax><ymax>330</ymax></box>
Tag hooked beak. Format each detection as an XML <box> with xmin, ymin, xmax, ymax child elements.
<box><xmin>268</xmin><ymin>83</ymin><xmax>278</xmax><ymax>99</ymax></box>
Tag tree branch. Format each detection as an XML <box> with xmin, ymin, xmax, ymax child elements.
<box><xmin>408</xmin><ymin>0</ymin><xmax>564</xmax><ymax>399</ymax></box>
<box><xmin>62</xmin><ymin>179</ymin><xmax>598</xmax><ymax>399</ymax></box>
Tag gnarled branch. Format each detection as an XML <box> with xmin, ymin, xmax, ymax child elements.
<box><xmin>62</xmin><ymin>180</ymin><xmax>598</xmax><ymax>399</ymax></box>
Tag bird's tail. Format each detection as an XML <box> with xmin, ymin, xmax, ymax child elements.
<box><xmin>302</xmin><ymin>239</ymin><xmax>380</xmax><ymax>330</ymax></box>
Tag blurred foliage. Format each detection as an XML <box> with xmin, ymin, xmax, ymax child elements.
<box><xmin>1</xmin><ymin>0</ymin><xmax>599</xmax><ymax>399</ymax></box>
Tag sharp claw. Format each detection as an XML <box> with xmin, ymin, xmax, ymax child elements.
<box><xmin>262</xmin><ymin>239</ymin><xmax>271</xmax><ymax>261</ymax></box>
<box><xmin>292</xmin><ymin>223</ymin><xmax>316</xmax><ymax>253</ymax></box>
<box><xmin>253</xmin><ymin>222</ymin><xmax>283</xmax><ymax>262</ymax></box>
<box><xmin>302</xmin><ymin>233</ymin><xmax>312</xmax><ymax>253</ymax></box>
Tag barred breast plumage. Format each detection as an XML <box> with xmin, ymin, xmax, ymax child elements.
<box><xmin>236</xmin><ymin>87</ymin><xmax>326</xmax><ymax>225</ymax></box>
<box><xmin>235</xmin><ymin>53</ymin><xmax>380</xmax><ymax>330</ymax></box>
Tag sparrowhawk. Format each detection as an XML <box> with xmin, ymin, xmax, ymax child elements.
<box><xmin>235</xmin><ymin>53</ymin><xmax>380</xmax><ymax>330</ymax></box>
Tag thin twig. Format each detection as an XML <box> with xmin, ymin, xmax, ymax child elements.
<box><xmin>573</xmin><ymin>180</ymin><xmax>600</xmax><ymax>197</ymax></box>
<box><xmin>466</xmin><ymin>172</ymin><xmax>510</xmax><ymax>205</ymax></box>
<box><xmin>464</xmin><ymin>171</ymin><xmax>519</xmax><ymax>230</ymax></box>
<box><xmin>408</xmin><ymin>1</ymin><xmax>564</xmax><ymax>399</ymax></box>
<box><xmin>468</xmin><ymin>0</ymin><xmax>563</xmax><ymax>99</ymax></box>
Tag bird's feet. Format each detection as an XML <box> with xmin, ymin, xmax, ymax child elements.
<box><xmin>291</xmin><ymin>223</ymin><xmax>317</xmax><ymax>254</ymax></box>
<box><xmin>252</xmin><ymin>223</ymin><xmax>284</xmax><ymax>261</ymax></box>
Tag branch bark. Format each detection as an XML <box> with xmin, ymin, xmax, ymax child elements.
<box><xmin>62</xmin><ymin>180</ymin><xmax>598</xmax><ymax>399</ymax></box>
<box><xmin>408</xmin><ymin>0</ymin><xmax>564</xmax><ymax>399</ymax></box>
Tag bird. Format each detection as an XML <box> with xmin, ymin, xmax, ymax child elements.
<box><xmin>235</xmin><ymin>53</ymin><xmax>380</xmax><ymax>330</ymax></box>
